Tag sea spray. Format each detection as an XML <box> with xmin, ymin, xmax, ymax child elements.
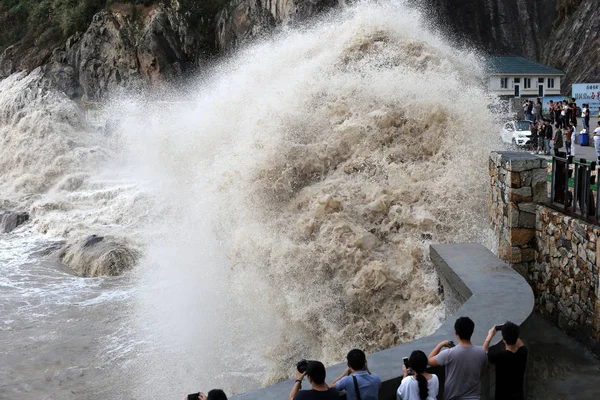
<box><xmin>0</xmin><ymin>1</ymin><xmax>502</xmax><ymax>398</ymax></box>
<box><xmin>119</xmin><ymin>1</ymin><xmax>499</xmax><ymax>396</ymax></box>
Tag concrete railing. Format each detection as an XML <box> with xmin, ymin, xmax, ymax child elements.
<box><xmin>233</xmin><ymin>243</ymin><xmax>535</xmax><ymax>400</ymax></box>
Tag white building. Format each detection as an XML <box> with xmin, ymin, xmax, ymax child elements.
<box><xmin>487</xmin><ymin>56</ymin><xmax>565</xmax><ymax>98</ymax></box>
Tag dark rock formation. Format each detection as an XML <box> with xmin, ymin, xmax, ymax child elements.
<box><xmin>215</xmin><ymin>0</ymin><xmax>339</xmax><ymax>51</ymax></box>
<box><xmin>542</xmin><ymin>0</ymin><xmax>599</xmax><ymax>92</ymax></box>
<box><xmin>0</xmin><ymin>211</ymin><xmax>30</xmax><ymax>233</ymax></box>
<box><xmin>1</xmin><ymin>2</ymin><xmax>212</xmax><ymax>100</ymax></box>
<box><xmin>420</xmin><ymin>0</ymin><xmax>556</xmax><ymax>60</ymax></box>
<box><xmin>58</xmin><ymin>235</ymin><xmax>140</xmax><ymax>277</ymax></box>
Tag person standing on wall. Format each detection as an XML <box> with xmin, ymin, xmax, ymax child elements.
<box><xmin>483</xmin><ymin>322</ymin><xmax>528</xmax><ymax>400</ymax></box>
<box><xmin>331</xmin><ymin>349</ymin><xmax>381</xmax><ymax>400</ymax></box>
<box><xmin>553</xmin><ymin>124</ymin><xmax>564</xmax><ymax>156</ymax></box>
<box><xmin>428</xmin><ymin>317</ymin><xmax>487</xmax><ymax>400</ymax></box>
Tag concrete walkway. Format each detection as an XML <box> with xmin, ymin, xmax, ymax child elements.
<box><xmin>523</xmin><ymin>313</ymin><xmax>600</xmax><ymax>400</ymax></box>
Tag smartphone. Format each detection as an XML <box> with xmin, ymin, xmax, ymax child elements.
<box><xmin>447</xmin><ymin>341</ymin><xmax>455</xmax><ymax>348</ymax></box>
<box><xmin>187</xmin><ymin>393</ymin><xmax>200</xmax><ymax>400</ymax></box>
<box><xmin>402</xmin><ymin>357</ymin><xmax>410</xmax><ymax>368</ymax></box>
<box><xmin>402</xmin><ymin>357</ymin><xmax>413</xmax><ymax>375</ymax></box>
<box><xmin>495</xmin><ymin>324</ymin><xmax>504</xmax><ymax>331</ymax></box>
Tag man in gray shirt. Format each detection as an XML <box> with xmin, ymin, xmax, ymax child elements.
<box><xmin>428</xmin><ymin>317</ymin><xmax>487</xmax><ymax>400</ymax></box>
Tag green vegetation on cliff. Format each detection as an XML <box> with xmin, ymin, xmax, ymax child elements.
<box><xmin>0</xmin><ymin>0</ymin><xmax>227</xmax><ymax>54</ymax></box>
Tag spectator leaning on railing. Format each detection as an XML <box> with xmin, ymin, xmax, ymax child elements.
<box><xmin>331</xmin><ymin>349</ymin><xmax>381</xmax><ymax>400</ymax></box>
<box><xmin>483</xmin><ymin>322</ymin><xmax>528</xmax><ymax>400</ymax></box>
<box><xmin>427</xmin><ymin>316</ymin><xmax>487</xmax><ymax>400</ymax></box>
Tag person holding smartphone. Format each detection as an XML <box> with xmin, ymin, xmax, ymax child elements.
<box><xmin>483</xmin><ymin>322</ymin><xmax>528</xmax><ymax>400</ymax></box>
<box><xmin>397</xmin><ymin>350</ymin><xmax>439</xmax><ymax>400</ymax></box>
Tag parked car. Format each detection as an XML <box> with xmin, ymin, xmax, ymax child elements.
<box><xmin>500</xmin><ymin>120</ymin><xmax>533</xmax><ymax>147</ymax></box>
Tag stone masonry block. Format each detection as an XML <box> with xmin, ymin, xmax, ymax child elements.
<box><xmin>520</xmin><ymin>211</ymin><xmax>536</xmax><ymax>229</ymax></box>
<box><xmin>510</xmin><ymin>228</ymin><xmax>535</xmax><ymax>246</ymax></box>
<box><xmin>510</xmin><ymin>187</ymin><xmax>533</xmax><ymax>202</ymax></box>
<box><xmin>518</xmin><ymin>203</ymin><xmax>538</xmax><ymax>214</ymax></box>
<box><xmin>510</xmin><ymin>171</ymin><xmax>521</xmax><ymax>189</ymax></box>
<box><xmin>509</xmin><ymin>203</ymin><xmax>520</xmax><ymax>228</ymax></box>
<box><xmin>520</xmin><ymin>170</ymin><xmax>533</xmax><ymax>187</ymax></box>
<box><xmin>532</xmin><ymin>181</ymin><xmax>548</xmax><ymax>203</ymax></box>
<box><xmin>532</xmin><ymin>168</ymin><xmax>548</xmax><ymax>186</ymax></box>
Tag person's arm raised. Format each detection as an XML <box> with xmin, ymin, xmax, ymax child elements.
<box><xmin>331</xmin><ymin>367</ymin><xmax>350</xmax><ymax>387</ymax></box>
<box><xmin>288</xmin><ymin>371</ymin><xmax>306</xmax><ymax>400</ymax></box>
<box><xmin>428</xmin><ymin>340</ymin><xmax>451</xmax><ymax>367</ymax></box>
<box><xmin>483</xmin><ymin>326</ymin><xmax>496</xmax><ymax>352</ymax></box>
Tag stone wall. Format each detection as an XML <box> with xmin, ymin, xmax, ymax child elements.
<box><xmin>532</xmin><ymin>206</ymin><xmax>600</xmax><ymax>352</ymax></box>
<box><xmin>489</xmin><ymin>151</ymin><xmax>600</xmax><ymax>354</ymax></box>
<box><xmin>489</xmin><ymin>152</ymin><xmax>548</xmax><ymax>276</ymax></box>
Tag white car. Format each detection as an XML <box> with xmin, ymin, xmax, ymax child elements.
<box><xmin>501</xmin><ymin>120</ymin><xmax>534</xmax><ymax>147</ymax></box>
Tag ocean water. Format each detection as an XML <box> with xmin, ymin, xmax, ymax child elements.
<box><xmin>0</xmin><ymin>1</ymin><xmax>500</xmax><ymax>398</ymax></box>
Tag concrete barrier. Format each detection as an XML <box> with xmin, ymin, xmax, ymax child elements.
<box><xmin>233</xmin><ymin>243</ymin><xmax>534</xmax><ymax>400</ymax></box>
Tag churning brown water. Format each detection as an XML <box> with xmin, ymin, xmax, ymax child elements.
<box><xmin>0</xmin><ymin>1</ymin><xmax>501</xmax><ymax>398</ymax></box>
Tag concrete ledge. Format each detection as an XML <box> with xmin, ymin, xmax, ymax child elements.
<box><xmin>233</xmin><ymin>243</ymin><xmax>534</xmax><ymax>400</ymax></box>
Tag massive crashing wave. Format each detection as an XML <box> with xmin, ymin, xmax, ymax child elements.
<box><xmin>0</xmin><ymin>1</ymin><xmax>500</xmax><ymax>396</ymax></box>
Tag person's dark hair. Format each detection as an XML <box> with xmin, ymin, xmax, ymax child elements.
<box><xmin>501</xmin><ymin>322</ymin><xmax>520</xmax><ymax>345</ymax></box>
<box><xmin>454</xmin><ymin>316</ymin><xmax>475</xmax><ymax>341</ymax></box>
<box><xmin>306</xmin><ymin>361</ymin><xmax>326</xmax><ymax>385</ymax></box>
<box><xmin>207</xmin><ymin>389</ymin><xmax>228</xmax><ymax>400</ymax></box>
<box><xmin>346</xmin><ymin>349</ymin><xmax>367</xmax><ymax>371</ymax></box>
<box><xmin>555</xmin><ymin>124</ymin><xmax>560</xmax><ymax>129</ymax></box>
<box><xmin>408</xmin><ymin>350</ymin><xmax>429</xmax><ymax>400</ymax></box>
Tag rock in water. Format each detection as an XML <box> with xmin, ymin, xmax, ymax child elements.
<box><xmin>58</xmin><ymin>235</ymin><xmax>140</xmax><ymax>277</ymax></box>
<box><xmin>0</xmin><ymin>211</ymin><xmax>29</xmax><ymax>233</ymax></box>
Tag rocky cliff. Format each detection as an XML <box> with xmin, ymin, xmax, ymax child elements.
<box><xmin>0</xmin><ymin>1</ymin><xmax>214</xmax><ymax>99</ymax></box>
<box><xmin>421</xmin><ymin>0</ymin><xmax>556</xmax><ymax>60</ymax></box>
<box><xmin>0</xmin><ymin>0</ymin><xmax>593</xmax><ymax>98</ymax></box>
<box><xmin>542</xmin><ymin>0</ymin><xmax>600</xmax><ymax>91</ymax></box>
<box><xmin>215</xmin><ymin>0</ymin><xmax>339</xmax><ymax>51</ymax></box>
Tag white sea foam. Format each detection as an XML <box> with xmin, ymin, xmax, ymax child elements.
<box><xmin>0</xmin><ymin>0</ymin><xmax>502</xmax><ymax>397</ymax></box>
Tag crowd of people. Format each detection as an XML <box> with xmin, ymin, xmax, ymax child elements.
<box><xmin>283</xmin><ymin>316</ymin><xmax>526</xmax><ymax>400</ymax></box>
<box><xmin>187</xmin><ymin>316</ymin><xmax>527</xmax><ymax>400</ymax></box>
<box><xmin>523</xmin><ymin>98</ymin><xmax>600</xmax><ymax>162</ymax></box>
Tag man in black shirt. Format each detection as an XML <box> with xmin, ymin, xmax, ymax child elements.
<box><xmin>483</xmin><ymin>321</ymin><xmax>528</xmax><ymax>400</ymax></box>
<box><xmin>289</xmin><ymin>361</ymin><xmax>339</xmax><ymax>400</ymax></box>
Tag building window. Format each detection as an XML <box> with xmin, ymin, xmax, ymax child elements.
<box><xmin>500</xmin><ymin>78</ymin><xmax>509</xmax><ymax>89</ymax></box>
<box><xmin>538</xmin><ymin>78</ymin><xmax>544</xmax><ymax>83</ymax></box>
<box><xmin>524</xmin><ymin>78</ymin><xmax>531</xmax><ymax>89</ymax></box>
<box><xmin>514</xmin><ymin>78</ymin><xmax>521</xmax><ymax>83</ymax></box>
<box><xmin>548</xmin><ymin>78</ymin><xmax>555</xmax><ymax>88</ymax></box>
